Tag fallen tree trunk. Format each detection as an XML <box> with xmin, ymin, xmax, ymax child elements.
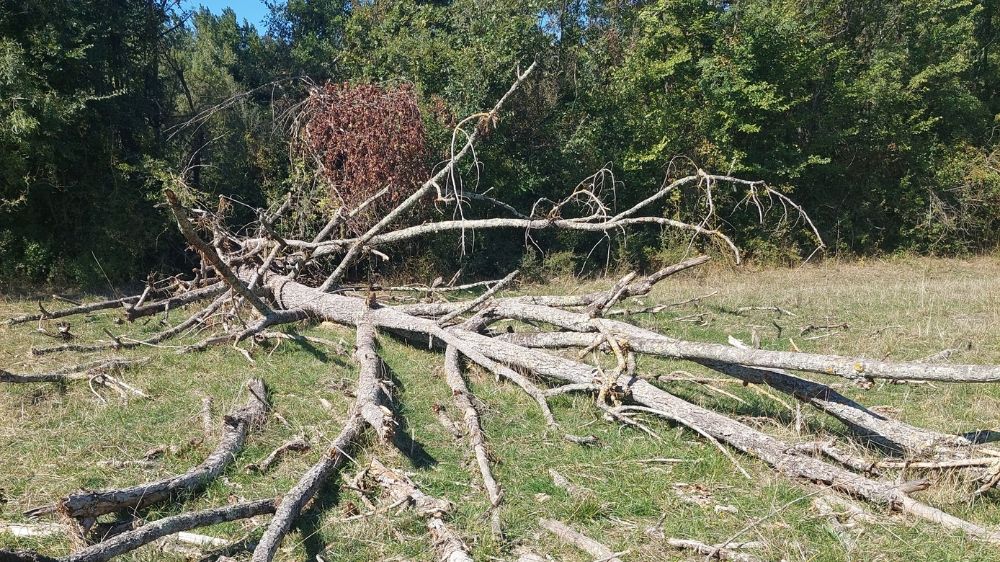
<box><xmin>257</xmin><ymin>272</ymin><xmax>1000</xmax><ymax>544</ymax></box>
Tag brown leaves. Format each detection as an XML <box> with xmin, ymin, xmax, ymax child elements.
<box><xmin>302</xmin><ymin>82</ymin><xmax>428</xmax><ymax>233</ymax></box>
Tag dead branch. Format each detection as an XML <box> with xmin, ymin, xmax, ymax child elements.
<box><xmin>437</xmin><ymin>269</ymin><xmax>519</xmax><ymax>325</ymax></box>
<box><xmin>5</xmin><ymin>295</ymin><xmax>140</xmax><ymax>326</ymax></box>
<box><xmin>251</xmin><ymin>314</ymin><xmax>388</xmax><ymax>562</ymax></box>
<box><xmin>355</xmin><ymin>315</ymin><xmax>395</xmax><ymax>441</ymax></box>
<box><xmin>31</xmin><ymin>291</ymin><xmax>231</xmax><ymax>356</ymax></box>
<box><xmin>666</xmin><ymin>538</ymin><xmax>763</xmax><ymax>562</ymax></box>
<box><xmin>367</xmin><ymin>459</ymin><xmax>474</xmax><ymax>562</ymax></box>
<box><xmin>62</xmin><ymin>499</ymin><xmax>275</xmax><ymax>562</ymax></box>
<box><xmin>0</xmin><ymin>358</ymin><xmax>144</xmax><ymax>384</ymax></box>
<box><xmin>165</xmin><ymin>189</ymin><xmax>272</xmax><ymax>317</ymax></box>
<box><xmin>245</xmin><ymin>437</ymin><xmax>310</xmax><ymax>473</ymax></box>
<box><xmin>539</xmin><ymin>518</ymin><xmax>622</xmax><ymax>562</ymax></box>
<box><xmin>123</xmin><ymin>283</ymin><xmax>224</xmax><ymax>321</ymax></box>
<box><xmin>444</xmin><ymin>346</ymin><xmax>503</xmax><ymax>533</ymax></box>
<box><xmin>55</xmin><ymin>379</ymin><xmax>268</xmax><ymax>522</ymax></box>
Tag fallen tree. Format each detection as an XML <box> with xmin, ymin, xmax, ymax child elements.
<box><xmin>5</xmin><ymin>61</ymin><xmax>1000</xmax><ymax>561</ymax></box>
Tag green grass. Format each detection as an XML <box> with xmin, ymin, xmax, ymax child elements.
<box><xmin>2</xmin><ymin>255</ymin><xmax>1000</xmax><ymax>560</ymax></box>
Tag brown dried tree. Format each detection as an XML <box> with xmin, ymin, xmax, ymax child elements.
<box><xmin>300</xmin><ymin>81</ymin><xmax>428</xmax><ymax>232</ymax></box>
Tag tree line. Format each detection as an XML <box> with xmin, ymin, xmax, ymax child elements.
<box><xmin>2</xmin><ymin>0</ymin><xmax>999</xmax><ymax>286</ymax></box>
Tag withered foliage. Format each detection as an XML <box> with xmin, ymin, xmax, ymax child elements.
<box><xmin>302</xmin><ymin>82</ymin><xmax>428</xmax><ymax>232</ymax></box>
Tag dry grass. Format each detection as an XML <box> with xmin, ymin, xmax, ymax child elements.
<box><xmin>1</xmin><ymin>255</ymin><xmax>1000</xmax><ymax>561</ymax></box>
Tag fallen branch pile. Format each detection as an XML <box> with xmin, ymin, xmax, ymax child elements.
<box><xmin>4</xmin><ymin>62</ymin><xmax>1000</xmax><ymax>561</ymax></box>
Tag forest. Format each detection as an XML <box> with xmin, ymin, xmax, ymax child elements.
<box><xmin>3</xmin><ymin>0</ymin><xmax>1000</xmax><ymax>287</ymax></box>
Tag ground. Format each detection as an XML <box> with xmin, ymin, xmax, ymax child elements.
<box><xmin>1</xmin><ymin>256</ymin><xmax>999</xmax><ymax>561</ymax></box>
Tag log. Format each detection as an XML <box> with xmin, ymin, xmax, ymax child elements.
<box><xmin>539</xmin><ymin>518</ymin><xmax>621</xmax><ymax>561</ymax></box>
<box><xmin>57</xmin><ymin>379</ymin><xmax>268</xmax><ymax>520</ymax></box>
<box><xmin>666</xmin><ymin>538</ymin><xmax>762</xmax><ymax>562</ymax></box>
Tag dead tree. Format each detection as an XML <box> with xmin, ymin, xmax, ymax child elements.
<box><xmin>6</xmin><ymin>61</ymin><xmax>1000</xmax><ymax>561</ymax></box>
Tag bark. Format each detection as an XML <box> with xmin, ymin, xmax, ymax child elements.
<box><xmin>539</xmin><ymin>518</ymin><xmax>621</xmax><ymax>562</ymax></box>
<box><xmin>355</xmin><ymin>317</ymin><xmax>394</xmax><ymax>440</ymax></box>
<box><xmin>58</xmin><ymin>379</ymin><xmax>268</xmax><ymax>520</ymax></box>
<box><xmin>6</xmin><ymin>296</ymin><xmax>140</xmax><ymax>326</ymax></box>
<box><xmin>666</xmin><ymin>538</ymin><xmax>763</xmax><ymax>562</ymax></box>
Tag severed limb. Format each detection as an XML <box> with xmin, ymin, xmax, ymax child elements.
<box><xmin>245</xmin><ymin>437</ymin><xmax>310</xmax><ymax>473</ymax></box>
<box><xmin>6</xmin><ymin>296</ymin><xmax>141</xmax><ymax>326</ymax></box>
<box><xmin>444</xmin><ymin>346</ymin><xmax>503</xmax><ymax>535</ymax></box>
<box><xmin>0</xmin><ymin>358</ymin><xmax>144</xmax><ymax>385</ymax></box>
<box><xmin>54</xmin><ymin>379</ymin><xmax>268</xmax><ymax>522</ymax></box>
<box><xmin>367</xmin><ymin>459</ymin><xmax>474</xmax><ymax>562</ymax></box>
<box><xmin>123</xmin><ymin>283</ymin><xmax>225</xmax><ymax>321</ymax></box>
<box><xmin>666</xmin><ymin>538</ymin><xmax>763</xmax><ymax>562</ymax></box>
<box><xmin>539</xmin><ymin>518</ymin><xmax>622</xmax><ymax>562</ymax></box>
<box><xmin>476</xmin><ymin>298</ymin><xmax>1000</xmax><ymax>383</ymax></box>
<box><xmin>250</xmin><ymin>314</ymin><xmax>390</xmax><ymax>562</ymax></box>
<box><xmin>31</xmin><ymin>291</ymin><xmax>231</xmax><ymax>356</ymax></box>
<box><xmin>61</xmin><ymin>499</ymin><xmax>276</xmax><ymax>562</ymax></box>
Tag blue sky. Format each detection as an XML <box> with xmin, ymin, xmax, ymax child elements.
<box><xmin>180</xmin><ymin>0</ymin><xmax>270</xmax><ymax>30</ymax></box>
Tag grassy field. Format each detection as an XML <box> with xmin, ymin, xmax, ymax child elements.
<box><xmin>2</xmin><ymin>256</ymin><xmax>999</xmax><ymax>561</ymax></box>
